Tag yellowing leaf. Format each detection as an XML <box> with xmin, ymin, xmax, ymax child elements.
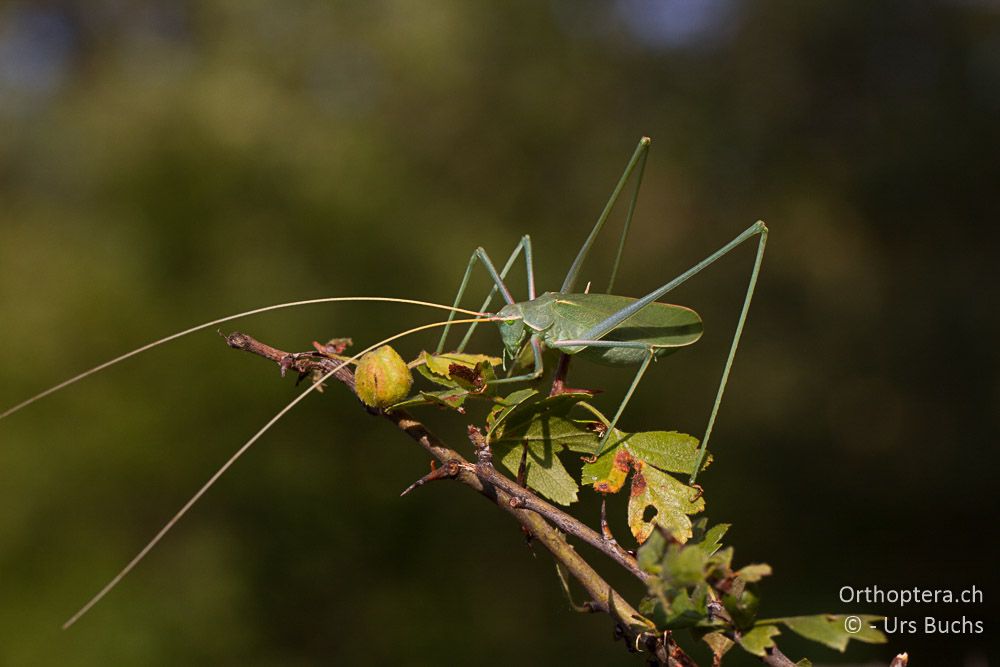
<box><xmin>702</xmin><ymin>631</ymin><xmax>735</xmax><ymax>661</ymax></box>
<box><xmin>627</xmin><ymin>463</ymin><xmax>704</xmax><ymax>543</ymax></box>
<box><xmin>581</xmin><ymin>447</ymin><xmax>633</xmax><ymax>493</ymax></box>
<box><xmin>422</xmin><ymin>351</ymin><xmax>501</xmax><ymax>376</ymax></box>
<box><xmin>417</xmin><ymin>351</ymin><xmax>501</xmax><ymax>389</ymax></box>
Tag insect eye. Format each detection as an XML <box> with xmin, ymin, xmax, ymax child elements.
<box><xmin>504</xmin><ymin>319</ymin><xmax>517</xmax><ymax>325</ymax></box>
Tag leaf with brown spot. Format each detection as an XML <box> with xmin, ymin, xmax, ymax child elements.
<box><xmin>447</xmin><ymin>362</ymin><xmax>491</xmax><ymax>393</ymax></box>
<box><xmin>417</xmin><ymin>351</ymin><xmax>502</xmax><ymax>388</ymax></box>
<box><xmin>627</xmin><ymin>462</ymin><xmax>704</xmax><ymax>544</ymax></box>
<box><xmin>599</xmin><ymin>429</ymin><xmax>708</xmax><ymax>475</ymax></box>
<box><xmin>581</xmin><ymin>446</ymin><xmax>633</xmax><ymax>494</ymax></box>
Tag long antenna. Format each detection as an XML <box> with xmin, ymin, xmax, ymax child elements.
<box><xmin>1</xmin><ymin>297</ymin><xmax>487</xmax><ymax>421</ymax></box>
<box><xmin>61</xmin><ymin>315</ymin><xmax>497</xmax><ymax>630</ymax></box>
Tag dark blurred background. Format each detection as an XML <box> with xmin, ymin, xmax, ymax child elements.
<box><xmin>1</xmin><ymin>1</ymin><xmax>997</xmax><ymax>665</ymax></box>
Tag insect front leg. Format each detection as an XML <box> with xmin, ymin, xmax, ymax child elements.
<box><xmin>487</xmin><ymin>334</ymin><xmax>544</xmax><ymax>386</ymax></box>
<box><xmin>435</xmin><ymin>235</ymin><xmax>536</xmax><ymax>354</ymax></box>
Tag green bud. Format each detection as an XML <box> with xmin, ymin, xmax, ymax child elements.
<box><xmin>354</xmin><ymin>345</ymin><xmax>413</xmax><ymax>409</ymax></box>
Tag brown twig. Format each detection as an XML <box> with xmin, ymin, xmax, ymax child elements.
<box><xmin>224</xmin><ymin>332</ymin><xmax>357</xmax><ymax>387</ymax></box>
<box><xmin>225</xmin><ymin>333</ymin><xmax>655</xmax><ymax>647</ymax></box>
<box><xmin>761</xmin><ymin>646</ymin><xmax>799</xmax><ymax>667</ymax></box>
<box><xmin>472</xmin><ymin>461</ymin><xmax>648</xmax><ymax>583</ymax></box>
<box><xmin>227</xmin><ymin>331</ymin><xmax>649</xmax><ymax>584</ymax></box>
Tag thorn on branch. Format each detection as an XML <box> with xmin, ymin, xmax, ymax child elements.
<box><xmin>507</xmin><ymin>494</ymin><xmax>539</xmax><ymax>546</ymax></box>
<box><xmin>399</xmin><ymin>459</ymin><xmax>461</xmax><ymax>497</ymax></box>
<box><xmin>600</xmin><ymin>497</ymin><xmax>617</xmax><ymax>544</ymax></box>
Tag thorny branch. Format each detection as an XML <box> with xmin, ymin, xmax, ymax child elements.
<box><xmin>224</xmin><ymin>331</ymin><xmax>647</xmax><ymax>582</ymax></box>
<box><xmin>225</xmin><ymin>332</ymin><xmax>906</xmax><ymax>667</ymax></box>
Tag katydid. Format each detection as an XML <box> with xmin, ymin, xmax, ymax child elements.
<box><xmin>0</xmin><ymin>136</ymin><xmax>767</xmax><ymax>629</ymax></box>
<box><xmin>434</xmin><ymin>137</ymin><xmax>767</xmax><ymax>476</ymax></box>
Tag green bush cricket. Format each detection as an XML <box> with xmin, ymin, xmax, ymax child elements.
<box><xmin>434</xmin><ymin>137</ymin><xmax>767</xmax><ymax>471</ymax></box>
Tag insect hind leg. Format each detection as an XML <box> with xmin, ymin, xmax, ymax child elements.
<box><xmin>569</xmin><ymin>222</ymin><xmax>769</xmax><ymax>483</ymax></box>
<box><xmin>561</xmin><ymin>136</ymin><xmax>650</xmax><ymax>294</ymax></box>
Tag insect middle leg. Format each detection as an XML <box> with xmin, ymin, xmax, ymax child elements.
<box><xmin>545</xmin><ymin>340</ymin><xmax>660</xmax><ymax>455</ymax></box>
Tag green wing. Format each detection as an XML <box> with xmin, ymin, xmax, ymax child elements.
<box><xmin>546</xmin><ymin>293</ymin><xmax>703</xmax><ymax>366</ymax></box>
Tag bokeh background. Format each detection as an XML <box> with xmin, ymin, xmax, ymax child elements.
<box><xmin>1</xmin><ymin>1</ymin><xmax>997</xmax><ymax>665</ymax></box>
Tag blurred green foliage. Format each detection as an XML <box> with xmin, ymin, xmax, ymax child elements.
<box><xmin>1</xmin><ymin>1</ymin><xmax>996</xmax><ymax>665</ymax></box>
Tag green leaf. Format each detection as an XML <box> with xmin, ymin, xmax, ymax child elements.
<box><xmin>496</xmin><ymin>440</ymin><xmax>579</xmax><ymax>506</ymax></box>
<box><xmin>492</xmin><ymin>393</ymin><xmax>601</xmax><ymax>454</ymax></box>
<box><xmin>499</xmin><ymin>391</ymin><xmax>595</xmax><ymax>430</ymax></box>
<box><xmin>736</xmin><ymin>563</ymin><xmax>772</xmax><ymax>583</ymax></box>
<box><xmin>662</xmin><ymin>543</ymin><xmax>709</xmax><ymax>587</ymax></box>
<box><xmin>495</xmin><ymin>415</ymin><xmax>600</xmax><ymax>455</ymax></box>
<box><xmin>692</xmin><ymin>522</ymin><xmax>730</xmax><ymax>557</ymax></box>
<box><xmin>737</xmin><ymin>625</ymin><xmax>780</xmax><ymax>657</ymax></box>
<box><xmin>723</xmin><ymin>588</ymin><xmax>760</xmax><ymax>630</ymax></box>
<box><xmin>486</xmin><ymin>388</ymin><xmax>539</xmax><ymax>435</ymax></box>
<box><xmin>415</xmin><ymin>356</ymin><xmax>455</xmax><ymax>388</ymax></box>
<box><xmin>657</xmin><ymin>584</ymin><xmax>709</xmax><ymax>629</ymax></box>
<box><xmin>582</xmin><ymin>430</ymin><xmax>710</xmax><ymax>493</ymax></box>
<box><xmin>778</xmin><ymin>615</ymin><xmax>887</xmax><ymax>651</ymax></box>
<box><xmin>636</xmin><ymin>528</ymin><xmax>668</xmax><ymax>574</ymax></box>
<box><xmin>708</xmin><ymin>545</ymin><xmax>734</xmax><ymax>573</ymax></box>
<box><xmin>627</xmin><ymin>463</ymin><xmax>704</xmax><ymax>543</ymax></box>
<box><xmin>489</xmin><ymin>392</ymin><xmax>603</xmax><ymax>505</ymax></box>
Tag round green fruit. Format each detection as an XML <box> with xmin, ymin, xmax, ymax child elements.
<box><xmin>354</xmin><ymin>345</ymin><xmax>413</xmax><ymax>409</ymax></box>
